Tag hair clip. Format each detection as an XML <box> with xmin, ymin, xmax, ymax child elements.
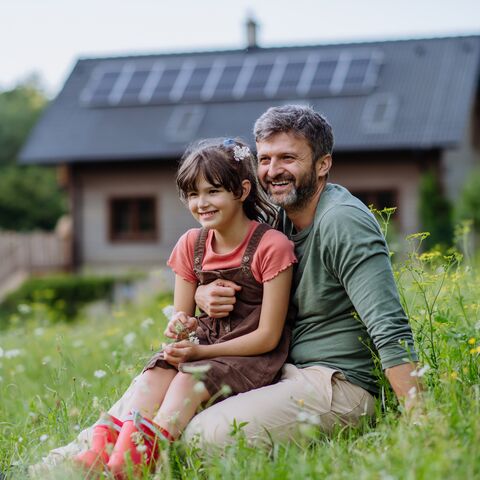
<box><xmin>223</xmin><ymin>138</ymin><xmax>236</xmax><ymax>147</ymax></box>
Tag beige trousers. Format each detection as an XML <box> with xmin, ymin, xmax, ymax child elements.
<box><xmin>33</xmin><ymin>364</ymin><xmax>375</xmax><ymax>469</ymax></box>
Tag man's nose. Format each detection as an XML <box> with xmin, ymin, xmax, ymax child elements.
<box><xmin>267</xmin><ymin>158</ymin><xmax>283</xmax><ymax>178</ymax></box>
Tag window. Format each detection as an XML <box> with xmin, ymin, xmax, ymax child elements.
<box><xmin>109</xmin><ymin>197</ymin><xmax>157</xmax><ymax>242</ymax></box>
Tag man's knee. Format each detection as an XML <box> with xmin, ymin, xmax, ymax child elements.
<box><xmin>183</xmin><ymin>405</ymin><xmax>234</xmax><ymax>446</ymax></box>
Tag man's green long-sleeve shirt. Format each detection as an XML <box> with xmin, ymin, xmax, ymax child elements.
<box><xmin>278</xmin><ymin>183</ymin><xmax>417</xmax><ymax>394</ymax></box>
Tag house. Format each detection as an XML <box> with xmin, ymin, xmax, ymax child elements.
<box><xmin>20</xmin><ymin>31</ymin><xmax>480</xmax><ymax>271</ymax></box>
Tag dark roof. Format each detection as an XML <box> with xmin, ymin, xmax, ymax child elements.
<box><xmin>20</xmin><ymin>35</ymin><xmax>480</xmax><ymax>165</ymax></box>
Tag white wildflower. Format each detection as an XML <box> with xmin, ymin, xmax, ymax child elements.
<box><xmin>182</xmin><ymin>364</ymin><xmax>211</xmax><ymax>374</ymax></box>
<box><xmin>123</xmin><ymin>332</ymin><xmax>136</xmax><ymax>347</ymax></box>
<box><xmin>39</xmin><ymin>434</ymin><xmax>49</xmax><ymax>442</ymax></box>
<box><xmin>42</xmin><ymin>356</ymin><xmax>51</xmax><ymax>365</ymax></box>
<box><xmin>162</xmin><ymin>305</ymin><xmax>175</xmax><ymax>320</ymax></box>
<box><xmin>74</xmin><ymin>425</ymin><xmax>80</xmax><ymax>431</ymax></box>
<box><xmin>136</xmin><ymin>444</ymin><xmax>147</xmax><ymax>453</ymax></box>
<box><xmin>141</xmin><ymin>318</ymin><xmax>154</xmax><ymax>329</ymax></box>
<box><xmin>92</xmin><ymin>396</ymin><xmax>100</xmax><ymax>409</ymax></box>
<box><xmin>34</xmin><ymin>328</ymin><xmax>45</xmax><ymax>336</ymax></box>
<box><xmin>18</xmin><ymin>304</ymin><xmax>32</xmax><ymax>314</ymax></box>
<box><xmin>188</xmin><ymin>332</ymin><xmax>200</xmax><ymax>344</ymax></box>
<box><xmin>297</xmin><ymin>411</ymin><xmax>309</xmax><ymax>423</ymax></box>
<box><xmin>220</xmin><ymin>384</ymin><xmax>232</xmax><ymax>396</ymax></box>
<box><xmin>410</xmin><ymin>364</ymin><xmax>430</xmax><ymax>377</ymax></box>
<box><xmin>193</xmin><ymin>381</ymin><xmax>206</xmax><ymax>394</ymax></box>
<box><xmin>5</xmin><ymin>349</ymin><xmax>23</xmax><ymax>359</ymax></box>
<box><xmin>408</xmin><ymin>386</ymin><xmax>417</xmax><ymax>399</ymax></box>
<box><xmin>18</xmin><ymin>437</ymin><xmax>23</xmax><ymax>443</ymax></box>
<box><xmin>94</xmin><ymin>370</ymin><xmax>107</xmax><ymax>378</ymax></box>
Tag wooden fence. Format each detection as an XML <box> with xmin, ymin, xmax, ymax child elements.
<box><xmin>0</xmin><ymin>231</ymin><xmax>70</xmax><ymax>299</ymax></box>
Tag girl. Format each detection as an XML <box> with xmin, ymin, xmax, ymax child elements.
<box><xmin>74</xmin><ymin>138</ymin><xmax>296</xmax><ymax>478</ymax></box>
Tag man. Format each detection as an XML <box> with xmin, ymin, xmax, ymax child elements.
<box><xmin>39</xmin><ymin>105</ymin><xmax>419</xmax><ymax>466</ymax></box>
<box><xmin>181</xmin><ymin>104</ymin><xmax>420</xmax><ymax>444</ymax></box>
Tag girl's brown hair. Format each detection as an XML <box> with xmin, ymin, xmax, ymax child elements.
<box><xmin>176</xmin><ymin>138</ymin><xmax>277</xmax><ymax>223</ymax></box>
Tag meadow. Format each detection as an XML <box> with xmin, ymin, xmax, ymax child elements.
<box><xmin>0</xmin><ymin>228</ymin><xmax>479</xmax><ymax>479</ymax></box>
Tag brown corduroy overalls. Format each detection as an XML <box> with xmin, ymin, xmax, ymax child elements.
<box><xmin>143</xmin><ymin>223</ymin><xmax>291</xmax><ymax>400</ymax></box>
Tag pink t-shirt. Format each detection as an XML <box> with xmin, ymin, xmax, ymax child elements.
<box><xmin>168</xmin><ymin>221</ymin><xmax>297</xmax><ymax>284</ymax></box>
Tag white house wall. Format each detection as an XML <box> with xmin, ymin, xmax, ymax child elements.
<box><xmin>77</xmin><ymin>164</ymin><xmax>196</xmax><ymax>270</ymax></box>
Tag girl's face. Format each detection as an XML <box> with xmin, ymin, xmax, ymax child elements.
<box><xmin>186</xmin><ymin>175</ymin><xmax>249</xmax><ymax>232</ymax></box>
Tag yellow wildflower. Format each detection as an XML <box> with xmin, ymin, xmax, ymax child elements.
<box><xmin>450</xmin><ymin>372</ymin><xmax>458</xmax><ymax>380</ymax></box>
<box><xmin>470</xmin><ymin>348</ymin><xmax>477</xmax><ymax>354</ymax></box>
<box><xmin>468</xmin><ymin>337</ymin><xmax>476</xmax><ymax>345</ymax></box>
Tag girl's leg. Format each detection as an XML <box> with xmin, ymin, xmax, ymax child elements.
<box><xmin>124</xmin><ymin>367</ymin><xmax>177</xmax><ymax>419</ymax></box>
<box><xmin>153</xmin><ymin>372</ymin><xmax>211</xmax><ymax>439</ymax></box>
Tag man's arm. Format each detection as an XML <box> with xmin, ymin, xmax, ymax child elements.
<box><xmin>194</xmin><ymin>279</ymin><xmax>241</xmax><ymax>318</ymax></box>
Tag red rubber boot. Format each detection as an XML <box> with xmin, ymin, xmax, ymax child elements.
<box><xmin>73</xmin><ymin>414</ymin><xmax>123</xmax><ymax>474</ymax></box>
<box><xmin>107</xmin><ymin>410</ymin><xmax>173</xmax><ymax>479</ymax></box>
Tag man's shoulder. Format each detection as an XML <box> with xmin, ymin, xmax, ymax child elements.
<box><xmin>316</xmin><ymin>184</ymin><xmax>374</xmax><ymax>228</ymax></box>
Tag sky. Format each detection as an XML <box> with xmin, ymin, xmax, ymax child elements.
<box><xmin>1</xmin><ymin>0</ymin><xmax>479</xmax><ymax>96</ymax></box>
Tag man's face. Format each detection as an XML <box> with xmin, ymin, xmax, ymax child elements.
<box><xmin>256</xmin><ymin>131</ymin><xmax>319</xmax><ymax>211</ymax></box>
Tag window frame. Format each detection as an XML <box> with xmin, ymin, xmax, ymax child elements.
<box><xmin>108</xmin><ymin>196</ymin><xmax>158</xmax><ymax>243</ymax></box>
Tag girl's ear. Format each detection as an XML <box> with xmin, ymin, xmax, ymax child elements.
<box><xmin>240</xmin><ymin>179</ymin><xmax>251</xmax><ymax>201</ymax></box>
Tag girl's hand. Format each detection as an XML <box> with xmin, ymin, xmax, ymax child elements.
<box><xmin>195</xmin><ymin>279</ymin><xmax>241</xmax><ymax>318</ymax></box>
<box><xmin>163</xmin><ymin>340</ymin><xmax>202</xmax><ymax>366</ymax></box>
<box><xmin>164</xmin><ymin>312</ymin><xmax>198</xmax><ymax>340</ymax></box>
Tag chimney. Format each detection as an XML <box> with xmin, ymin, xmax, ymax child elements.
<box><xmin>245</xmin><ymin>16</ymin><xmax>259</xmax><ymax>49</ymax></box>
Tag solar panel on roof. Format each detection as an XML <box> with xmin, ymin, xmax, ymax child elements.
<box><xmin>246</xmin><ymin>63</ymin><xmax>274</xmax><ymax>95</ymax></box>
<box><xmin>81</xmin><ymin>48</ymin><xmax>383</xmax><ymax>108</ymax></box>
<box><xmin>150</xmin><ymin>68</ymin><xmax>180</xmax><ymax>102</ymax></box>
<box><xmin>211</xmin><ymin>64</ymin><xmax>243</xmax><ymax>99</ymax></box>
<box><xmin>182</xmin><ymin>66</ymin><xmax>211</xmax><ymax>100</ymax></box>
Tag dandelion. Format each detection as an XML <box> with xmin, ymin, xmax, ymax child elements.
<box><xmin>39</xmin><ymin>434</ymin><xmax>49</xmax><ymax>442</ymax></box>
<box><xmin>123</xmin><ymin>332</ymin><xmax>136</xmax><ymax>347</ymax></box>
<box><xmin>477</xmin><ymin>346</ymin><xmax>480</xmax><ymax>353</ymax></box>
<box><xmin>94</xmin><ymin>370</ymin><xmax>107</xmax><ymax>378</ymax></box>
<box><xmin>468</xmin><ymin>337</ymin><xmax>476</xmax><ymax>345</ymax></box>
<box><xmin>141</xmin><ymin>317</ymin><xmax>154</xmax><ymax>329</ymax></box>
<box><xmin>470</xmin><ymin>348</ymin><xmax>477</xmax><ymax>355</ymax></box>
<box><xmin>450</xmin><ymin>372</ymin><xmax>458</xmax><ymax>380</ymax></box>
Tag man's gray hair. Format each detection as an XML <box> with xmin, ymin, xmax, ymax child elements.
<box><xmin>253</xmin><ymin>104</ymin><xmax>334</xmax><ymax>162</ymax></box>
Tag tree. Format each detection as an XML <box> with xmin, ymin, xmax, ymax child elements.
<box><xmin>0</xmin><ymin>79</ymin><xmax>66</xmax><ymax>231</ymax></box>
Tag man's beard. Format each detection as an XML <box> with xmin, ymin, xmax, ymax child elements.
<box><xmin>265</xmin><ymin>167</ymin><xmax>318</xmax><ymax>212</ymax></box>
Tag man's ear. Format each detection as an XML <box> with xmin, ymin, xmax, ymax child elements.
<box><xmin>240</xmin><ymin>179</ymin><xmax>251</xmax><ymax>201</ymax></box>
<box><xmin>316</xmin><ymin>154</ymin><xmax>332</xmax><ymax>178</ymax></box>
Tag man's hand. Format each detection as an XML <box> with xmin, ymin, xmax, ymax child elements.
<box><xmin>163</xmin><ymin>340</ymin><xmax>202</xmax><ymax>367</ymax></box>
<box><xmin>194</xmin><ymin>279</ymin><xmax>241</xmax><ymax>318</ymax></box>
<box><xmin>164</xmin><ymin>311</ymin><xmax>198</xmax><ymax>340</ymax></box>
<box><xmin>385</xmin><ymin>362</ymin><xmax>424</xmax><ymax>413</ymax></box>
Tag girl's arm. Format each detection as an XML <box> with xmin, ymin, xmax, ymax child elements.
<box><xmin>165</xmin><ymin>266</ymin><xmax>293</xmax><ymax>362</ymax></box>
<box><xmin>173</xmin><ymin>274</ymin><xmax>197</xmax><ymax>315</ymax></box>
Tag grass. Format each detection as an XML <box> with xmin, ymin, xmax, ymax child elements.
<box><xmin>0</xmin><ymin>237</ymin><xmax>479</xmax><ymax>479</ymax></box>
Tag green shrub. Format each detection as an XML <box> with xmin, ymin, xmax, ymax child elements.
<box><xmin>0</xmin><ymin>274</ymin><xmax>121</xmax><ymax>327</ymax></box>
<box><xmin>418</xmin><ymin>170</ymin><xmax>453</xmax><ymax>250</ymax></box>
<box><xmin>456</xmin><ymin>167</ymin><xmax>480</xmax><ymax>232</ymax></box>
